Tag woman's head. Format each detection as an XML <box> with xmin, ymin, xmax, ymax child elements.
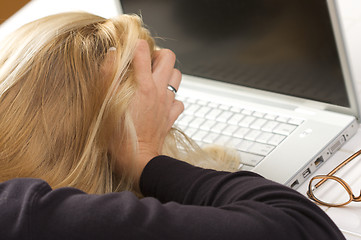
<box><xmin>0</xmin><ymin>12</ymin><xmax>155</xmax><ymax>194</ymax></box>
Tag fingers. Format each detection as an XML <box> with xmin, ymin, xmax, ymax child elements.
<box><xmin>132</xmin><ymin>40</ymin><xmax>183</xmax><ymax>131</ymax></box>
<box><xmin>133</xmin><ymin>40</ymin><xmax>152</xmax><ymax>89</ymax></box>
<box><xmin>152</xmin><ymin>49</ymin><xmax>177</xmax><ymax>89</ymax></box>
<box><xmin>133</xmin><ymin>41</ymin><xmax>180</xmax><ymax>95</ymax></box>
<box><xmin>153</xmin><ymin>51</ymin><xmax>182</xmax><ymax>127</ymax></box>
<box><xmin>168</xmin><ymin>100</ymin><xmax>184</xmax><ymax>130</ymax></box>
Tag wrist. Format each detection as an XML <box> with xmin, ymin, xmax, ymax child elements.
<box><xmin>134</xmin><ymin>150</ymin><xmax>159</xmax><ymax>188</ymax></box>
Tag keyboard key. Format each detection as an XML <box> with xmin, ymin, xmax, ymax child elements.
<box><xmin>230</xmin><ymin>106</ymin><xmax>243</xmax><ymax>113</ymax></box>
<box><xmin>261</xmin><ymin>121</ymin><xmax>279</xmax><ymax>132</ymax></box>
<box><xmin>214</xmin><ymin>135</ymin><xmax>233</xmax><ymax>145</ymax></box>
<box><xmin>234</xmin><ymin>127</ymin><xmax>249</xmax><ymax>138</ymax></box>
<box><xmin>264</xmin><ymin>113</ymin><xmax>277</xmax><ymax>120</ymax></box>
<box><xmin>248</xmin><ymin>142</ymin><xmax>275</xmax><ymax>156</ymax></box>
<box><xmin>273</xmin><ymin>123</ymin><xmax>297</xmax><ymax>136</ymax></box>
<box><xmin>194</xmin><ymin>106</ymin><xmax>212</xmax><ymax>118</ymax></box>
<box><xmin>211</xmin><ymin>122</ymin><xmax>228</xmax><ymax>133</ymax></box>
<box><xmin>237</xmin><ymin>140</ymin><xmax>254</xmax><ymax>152</ymax></box>
<box><xmin>256</xmin><ymin>132</ymin><xmax>274</xmax><ymax>143</ymax></box>
<box><xmin>227</xmin><ymin>138</ymin><xmax>243</xmax><ymax>148</ymax></box>
<box><xmin>217</xmin><ymin>111</ymin><xmax>233</xmax><ymax>123</ymax></box>
<box><xmin>178</xmin><ymin>115</ymin><xmax>194</xmax><ymax>127</ymax></box>
<box><xmin>189</xmin><ymin>118</ymin><xmax>205</xmax><ymax>128</ymax></box>
<box><xmin>182</xmin><ymin>101</ymin><xmax>191</xmax><ymax>109</ymax></box>
<box><xmin>205</xmin><ymin>109</ymin><xmax>222</xmax><ymax>120</ymax></box>
<box><xmin>184</xmin><ymin>127</ymin><xmax>198</xmax><ymax>137</ymax></box>
<box><xmin>223</xmin><ymin>125</ymin><xmax>240</xmax><ymax>136</ymax></box>
<box><xmin>276</xmin><ymin>116</ymin><xmax>289</xmax><ymax>123</ymax></box>
<box><xmin>208</xmin><ymin>102</ymin><xmax>219</xmax><ymax>108</ymax></box>
<box><xmin>203</xmin><ymin>132</ymin><xmax>220</xmax><ymax>143</ymax></box>
<box><xmin>242</xmin><ymin>109</ymin><xmax>253</xmax><ymax>115</ymax></box>
<box><xmin>184</xmin><ymin>104</ymin><xmax>199</xmax><ymax>115</ymax></box>
<box><xmin>240</xmin><ymin>164</ymin><xmax>255</xmax><ymax>171</ymax></box>
<box><xmin>185</xmin><ymin>97</ymin><xmax>196</xmax><ymax>103</ymax></box>
<box><xmin>197</xmin><ymin>99</ymin><xmax>208</xmax><ymax>106</ymax></box>
<box><xmin>288</xmin><ymin>118</ymin><xmax>304</xmax><ymax>125</ymax></box>
<box><xmin>252</xmin><ymin>111</ymin><xmax>265</xmax><ymax>118</ymax></box>
<box><xmin>228</xmin><ymin>113</ymin><xmax>245</xmax><ymax>125</ymax></box>
<box><xmin>245</xmin><ymin>130</ymin><xmax>262</xmax><ymax>141</ymax></box>
<box><xmin>219</xmin><ymin>104</ymin><xmax>231</xmax><ymax>111</ymax></box>
<box><xmin>268</xmin><ymin>134</ymin><xmax>286</xmax><ymax>146</ymax></box>
<box><xmin>250</xmin><ymin>118</ymin><xmax>267</xmax><ymax>130</ymax></box>
<box><xmin>238</xmin><ymin>152</ymin><xmax>264</xmax><ymax>167</ymax></box>
<box><xmin>192</xmin><ymin>130</ymin><xmax>208</xmax><ymax>142</ymax></box>
<box><xmin>200</xmin><ymin>119</ymin><xmax>217</xmax><ymax>131</ymax></box>
<box><xmin>239</xmin><ymin>116</ymin><xmax>256</xmax><ymax>127</ymax></box>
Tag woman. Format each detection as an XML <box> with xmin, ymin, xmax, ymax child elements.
<box><xmin>0</xmin><ymin>12</ymin><xmax>345</xmax><ymax>239</ymax></box>
<box><xmin>0</xmin><ymin>12</ymin><xmax>238</xmax><ymax>194</ymax></box>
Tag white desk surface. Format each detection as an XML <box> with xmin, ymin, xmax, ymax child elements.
<box><xmin>1</xmin><ymin>0</ymin><xmax>361</xmax><ymax>239</ymax></box>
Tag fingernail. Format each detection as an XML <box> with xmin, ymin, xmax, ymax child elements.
<box><xmin>108</xmin><ymin>47</ymin><xmax>116</xmax><ymax>52</ymax></box>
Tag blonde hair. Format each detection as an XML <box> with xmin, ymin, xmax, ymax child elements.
<box><xmin>0</xmin><ymin>12</ymin><xmax>239</xmax><ymax>194</ymax></box>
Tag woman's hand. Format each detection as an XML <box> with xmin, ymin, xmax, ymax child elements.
<box><xmin>129</xmin><ymin>40</ymin><xmax>184</xmax><ymax>182</ymax></box>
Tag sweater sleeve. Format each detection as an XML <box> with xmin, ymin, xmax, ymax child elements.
<box><xmin>0</xmin><ymin>155</ymin><xmax>345</xmax><ymax>240</ymax></box>
<box><xmin>140</xmin><ymin>156</ymin><xmax>345</xmax><ymax>240</ymax></box>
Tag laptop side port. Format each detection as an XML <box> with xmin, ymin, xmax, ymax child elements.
<box><xmin>302</xmin><ymin>168</ymin><xmax>311</xmax><ymax>178</ymax></box>
<box><xmin>290</xmin><ymin>179</ymin><xmax>299</xmax><ymax>189</ymax></box>
<box><xmin>314</xmin><ymin>156</ymin><xmax>324</xmax><ymax>168</ymax></box>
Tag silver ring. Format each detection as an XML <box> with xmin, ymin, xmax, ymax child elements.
<box><xmin>167</xmin><ymin>84</ymin><xmax>177</xmax><ymax>94</ymax></box>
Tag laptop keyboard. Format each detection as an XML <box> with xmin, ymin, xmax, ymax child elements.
<box><xmin>175</xmin><ymin>96</ymin><xmax>304</xmax><ymax>169</ymax></box>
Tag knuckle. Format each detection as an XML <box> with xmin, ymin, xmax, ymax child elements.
<box><xmin>161</xmin><ymin>49</ymin><xmax>176</xmax><ymax>62</ymax></box>
<box><xmin>175</xmin><ymin>100</ymin><xmax>185</xmax><ymax>113</ymax></box>
<box><xmin>138</xmin><ymin>79</ymin><xmax>152</xmax><ymax>93</ymax></box>
<box><xmin>159</xmin><ymin>90</ymin><xmax>168</xmax><ymax>102</ymax></box>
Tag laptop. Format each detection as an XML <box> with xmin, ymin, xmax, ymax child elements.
<box><xmin>118</xmin><ymin>0</ymin><xmax>360</xmax><ymax>189</ymax></box>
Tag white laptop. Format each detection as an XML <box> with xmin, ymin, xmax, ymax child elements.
<box><xmin>118</xmin><ymin>0</ymin><xmax>360</xmax><ymax>189</ymax></box>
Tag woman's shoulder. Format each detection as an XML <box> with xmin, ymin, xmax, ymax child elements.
<box><xmin>0</xmin><ymin>178</ymin><xmax>51</xmax><ymax>197</ymax></box>
<box><xmin>0</xmin><ymin>178</ymin><xmax>53</xmax><ymax>238</ymax></box>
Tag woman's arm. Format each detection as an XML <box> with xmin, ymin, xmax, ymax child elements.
<box><xmin>116</xmin><ymin>40</ymin><xmax>184</xmax><ymax>184</ymax></box>
<box><xmin>0</xmin><ymin>155</ymin><xmax>345</xmax><ymax>240</ymax></box>
<box><xmin>140</xmin><ymin>155</ymin><xmax>345</xmax><ymax>240</ymax></box>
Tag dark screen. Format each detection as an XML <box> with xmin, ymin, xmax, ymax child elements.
<box><xmin>121</xmin><ymin>0</ymin><xmax>350</xmax><ymax>107</ymax></box>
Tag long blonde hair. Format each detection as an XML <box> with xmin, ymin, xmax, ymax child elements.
<box><xmin>0</xmin><ymin>12</ymin><xmax>239</xmax><ymax>194</ymax></box>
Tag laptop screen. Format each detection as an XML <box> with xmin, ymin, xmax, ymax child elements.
<box><xmin>120</xmin><ymin>0</ymin><xmax>350</xmax><ymax>107</ymax></box>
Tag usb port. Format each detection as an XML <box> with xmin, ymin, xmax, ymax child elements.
<box><xmin>302</xmin><ymin>168</ymin><xmax>311</xmax><ymax>178</ymax></box>
<box><xmin>290</xmin><ymin>179</ymin><xmax>299</xmax><ymax>189</ymax></box>
<box><xmin>314</xmin><ymin>156</ymin><xmax>324</xmax><ymax>167</ymax></box>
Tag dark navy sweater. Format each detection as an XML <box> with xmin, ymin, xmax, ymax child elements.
<box><xmin>0</xmin><ymin>155</ymin><xmax>345</xmax><ymax>239</ymax></box>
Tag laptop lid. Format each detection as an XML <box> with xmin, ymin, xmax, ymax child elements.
<box><xmin>119</xmin><ymin>0</ymin><xmax>359</xmax><ymax>188</ymax></box>
<box><xmin>119</xmin><ymin>0</ymin><xmax>359</xmax><ymax>120</ymax></box>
